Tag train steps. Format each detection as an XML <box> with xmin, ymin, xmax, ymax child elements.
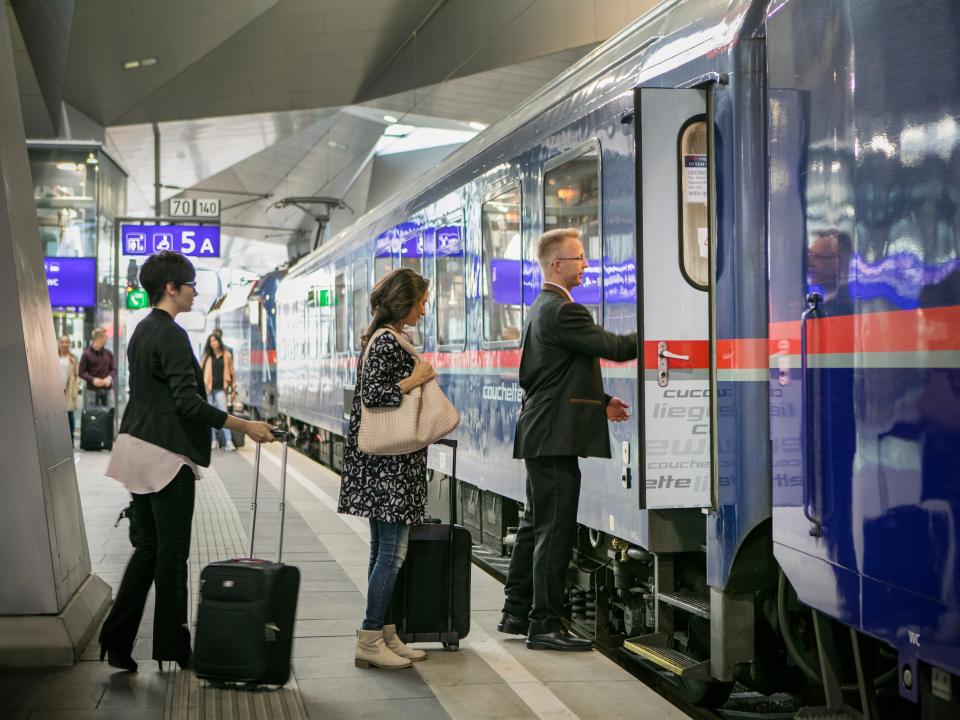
<box><xmin>622</xmin><ymin>631</ymin><xmax>710</xmax><ymax>679</ymax></box>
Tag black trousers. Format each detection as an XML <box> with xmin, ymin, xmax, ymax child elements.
<box><xmin>99</xmin><ymin>465</ymin><xmax>195</xmax><ymax>660</ymax></box>
<box><xmin>502</xmin><ymin>455</ymin><xmax>581</xmax><ymax>633</ymax></box>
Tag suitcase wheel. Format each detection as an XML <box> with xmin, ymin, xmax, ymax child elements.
<box><xmin>442</xmin><ymin>641</ymin><xmax>459</xmax><ymax>652</ymax></box>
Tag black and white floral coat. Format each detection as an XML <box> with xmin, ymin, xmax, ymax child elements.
<box><xmin>337</xmin><ymin>331</ymin><xmax>427</xmax><ymax>524</ymax></box>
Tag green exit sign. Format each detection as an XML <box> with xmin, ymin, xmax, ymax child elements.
<box><xmin>126</xmin><ymin>288</ymin><xmax>149</xmax><ymax>309</ymax></box>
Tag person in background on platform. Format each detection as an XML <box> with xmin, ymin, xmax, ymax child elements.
<box><xmin>202</xmin><ymin>333</ymin><xmax>236</xmax><ymax>452</ymax></box>
<box><xmin>58</xmin><ymin>335</ymin><xmax>80</xmax><ymax>446</ymax></box>
<box><xmin>337</xmin><ymin>268</ymin><xmax>435</xmax><ymax>670</ymax></box>
<box><xmin>200</xmin><ymin>327</ymin><xmax>233</xmax><ymax>369</ymax></box>
<box><xmin>79</xmin><ymin>327</ymin><xmax>116</xmax><ymax>408</ymax></box>
<box><xmin>98</xmin><ymin>251</ymin><xmax>277</xmax><ymax>673</ymax></box>
<box><xmin>499</xmin><ymin>227</ymin><xmax>637</xmax><ymax>652</ymax></box>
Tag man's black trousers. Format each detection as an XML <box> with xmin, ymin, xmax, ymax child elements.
<box><xmin>502</xmin><ymin>455</ymin><xmax>581</xmax><ymax>633</ymax></box>
<box><xmin>99</xmin><ymin>465</ymin><xmax>195</xmax><ymax>660</ymax></box>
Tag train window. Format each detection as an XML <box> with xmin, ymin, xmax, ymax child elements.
<box><xmin>543</xmin><ymin>144</ymin><xmax>602</xmax><ymax>320</ymax></box>
<box><xmin>374</xmin><ymin>230</ymin><xmax>393</xmax><ymax>280</ymax></box>
<box><xmin>678</xmin><ymin>117</ymin><xmax>709</xmax><ymax>289</ymax></box>
<box><xmin>435</xmin><ymin>218</ymin><xmax>466</xmax><ymax>349</ymax></box>
<box><xmin>352</xmin><ymin>261</ymin><xmax>368</xmax><ymax>352</ymax></box>
<box><xmin>399</xmin><ymin>224</ymin><xmax>425</xmax><ymax>347</ymax></box>
<box><xmin>334</xmin><ymin>271</ymin><xmax>347</xmax><ymax>353</ymax></box>
<box><xmin>482</xmin><ymin>184</ymin><xmax>522</xmax><ymax>344</ymax></box>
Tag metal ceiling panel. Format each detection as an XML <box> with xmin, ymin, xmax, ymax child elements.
<box><xmin>64</xmin><ymin>0</ymin><xmax>281</xmax><ymax>125</ymax></box>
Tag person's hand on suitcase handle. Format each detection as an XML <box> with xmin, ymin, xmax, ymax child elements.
<box><xmin>224</xmin><ymin>414</ymin><xmax>279</xmax><ymax>444</ymax></box>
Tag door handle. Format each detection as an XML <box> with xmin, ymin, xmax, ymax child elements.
<box><xmin>801</xmin><ymin>292</ymin><xmax>825</xmax><ymax>537</ymax></box>
<box><xmin>657</xmin><ymin>341</ymin><xmax>690</xmax><ymax>387</ymax></box>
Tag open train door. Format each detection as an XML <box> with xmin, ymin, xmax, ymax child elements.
<box><xmin>635</xmin><ymin>87</ymin><xmax>715</xmax><ymax>510</ymax></box>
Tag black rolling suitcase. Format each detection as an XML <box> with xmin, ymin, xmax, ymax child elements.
<box><xmin>194</xmin><ymin>431</ymin><xmax>300</xmax><ymax>686</ymax></box>
<box><xmin>80</xmin><ymin>404</ymin><xmax>114</xmax><ymax>451</ymax></box>
<box><xmin>390</xmin><ymin>439</ymin><xmax>471</xmax><ymax>650</ymax></box>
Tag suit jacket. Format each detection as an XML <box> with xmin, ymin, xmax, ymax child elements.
<box><xmin>513</xmin><ymin>286</ymin><xmax>638</xmax><ymax>459</ymax></box>
<box><xmin>119</xmin><ymin>308</ymin><xmax>228</xmax><ymax>466</ymax></box>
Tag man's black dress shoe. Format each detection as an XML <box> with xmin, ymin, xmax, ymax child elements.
<box><xmin>497</xmin><ymin>612</ymin><xmax>530</xmax><ymax>636</ymax></box>
<box><xmin>525</xmin><ymin>629</ymin><xmax>593</xmax><ymax>652</ymax></box>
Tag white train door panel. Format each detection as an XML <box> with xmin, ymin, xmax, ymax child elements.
<box><xmin>637</xmin><ymin>87</ymin><xmax>713</xmax><ymax>509</ymax></box>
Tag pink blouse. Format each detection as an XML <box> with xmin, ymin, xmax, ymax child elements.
<box><xmin>106</xmin><ymin>433</ymin><xmax>200</xmax><ymax>494</ymax></box>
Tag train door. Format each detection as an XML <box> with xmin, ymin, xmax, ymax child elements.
<box><xmin>635</xmin><ymin>88</ymin><xmax>714</xmax><ymax>509</ymax></box>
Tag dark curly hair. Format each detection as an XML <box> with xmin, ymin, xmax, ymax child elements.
<box><xmin>361</xmin><ymin>268</ymin><xmax>429</xmax><ymax>345</ymax></box>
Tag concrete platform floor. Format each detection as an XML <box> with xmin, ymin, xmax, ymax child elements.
<box><xmin>0</xmin><ymin>442</ymin><xmax>694</xmax><ymax>720</ymax></box>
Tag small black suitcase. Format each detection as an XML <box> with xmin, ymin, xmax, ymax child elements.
<box><xmin>80</xmin><ymin>406</ymin><xmax>114</xmax><ymax>451</ymax></box>
<box><xmin>194</xmin><ymin>431</ymin><xmax>300</xmax><ymax>686</ymax></box>
<box><xmin>390</xmin><ymin>439</ymin><xmax>471</xmax><ymax>650</ymax></box>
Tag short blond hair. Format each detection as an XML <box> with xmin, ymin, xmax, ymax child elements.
<box><xmin>92</xmin><ymin>327</ymin><xmax>106</xmax><ymax>340</ymax></box>
<box><xmin>536</xmin><ymin>228</ymin><xmax>580</xmax><ymax>268</ymax></box>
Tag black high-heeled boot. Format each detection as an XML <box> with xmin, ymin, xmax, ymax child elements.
<box><xmin>100</xmin><ymin>646</ymin><xmax>138</xmax><ymax>672</ymax></box>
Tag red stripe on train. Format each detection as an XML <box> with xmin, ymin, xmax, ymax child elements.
<box><xmin>768</xmin><ymin>305</ymin><xmax>960</xmax><ymax>356</ymax></box>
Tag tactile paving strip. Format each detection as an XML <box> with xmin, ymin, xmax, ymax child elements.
<box><xmin>161</xmin><ymin>465</ymin><xmax>308</xmax><ymax>720</ymax></box>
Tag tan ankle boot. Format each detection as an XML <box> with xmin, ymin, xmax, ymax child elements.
<box><xmin>355</xmin><ymin>628</ymin><xmax>412</xmax><ymax>669</ymax></box>
<box><xmin>382</xmin><ymin>624</ymin><xmax>427</xmax><ymax>661</ymax></box>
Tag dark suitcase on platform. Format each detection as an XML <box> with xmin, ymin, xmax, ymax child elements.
<box><xmin>80</xmin><ymin>405</ymin><xmax>114</xmax><ymax>451</ymax></box>
<box><xmin>194</xmin><ymin>431</ymin><xmax>300</xmax><ymax>686</ymax></box>
<box><xmin>390</xmin><ymin>439</ymin><xmax>471</xmax><ymax>650</ymax></box>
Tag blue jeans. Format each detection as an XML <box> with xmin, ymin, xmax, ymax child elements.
<box><xmin>209</xmin><ymin>390</ymin><xmax>234</xmax><ymax>448</ymax></box>
<box><xmin>362</xmin><ymin>519</ymin><xmax>410</xmax><ymax>630</ymax></box>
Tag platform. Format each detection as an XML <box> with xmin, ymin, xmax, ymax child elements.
<box><xmin>0</xmin><ymin>444</ymin><xmax>694</xmax><ymax>720</ymax></box>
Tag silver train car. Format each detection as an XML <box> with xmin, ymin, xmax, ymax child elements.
<box><xmin>267</xmin><ymin>0</ymin><xmax>960</xmax><ymax>715</ymax></box>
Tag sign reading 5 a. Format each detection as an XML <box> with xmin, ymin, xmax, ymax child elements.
<box><xmin>121</xmin><ymin>224</ymin><xmax>221</xmax><ymax>258</ymax></box>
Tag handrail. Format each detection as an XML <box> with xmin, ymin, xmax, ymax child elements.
<box><xmin>800</xmin><ymin>292</ymin><xmax>825</xmax><ymax>537</ymax></box>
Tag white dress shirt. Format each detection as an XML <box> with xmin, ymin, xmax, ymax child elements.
<box><xmin>106</xmin><ymin>433</ymin><xmax>200</xmax><ymax>494</ymax></box>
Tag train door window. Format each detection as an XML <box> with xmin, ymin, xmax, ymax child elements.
<box><xmin>374</xmin><ymin>230</ymin><xmax>393</xmax><ymax>280</ymax></box>
<box><xmin>678</xmin><ymin>117</ymin><xmax>709</xmax><ymax>288</ymax></box>
<box><xmin>334</xmin><ymin>270</ymin><xmax>348</xmax><ymax>353</ymax></box>
<box><xmin>482</xmin><ymin>183</ymin><xmax>522</xmax><ymax>344</ymax></box>
<box><xmin>436</xmin><ymin>217</ymin><xmax>466</xmax><ymax>349</ymax></box>
<box><xmin>352</xmin><ymin>260</ymin><xmax>368</xmax><ymax>351</ymax></box>
<box><xmin>542</xmin><ymin>143</ymin><xmax>602</xmax><ymax>320</ymax></box>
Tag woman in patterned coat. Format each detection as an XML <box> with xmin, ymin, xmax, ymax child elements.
<box><xmin>338</xmin><ymin>268</ymin><xmax>437</xmax><ymax>670</ymax></box>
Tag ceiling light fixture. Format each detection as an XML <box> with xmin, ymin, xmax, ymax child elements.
<box><xmin>384</xmin><ymin>123</ymin><xmax>414</xmax><ymax>137</ymax></box>
<box><xmin>56</xmin><ymin>162</ymin><xmax>83</xmax><ymax>171</ymax></box>
<box><xmin>468</xmin><ymin>121</ymin><xmax>487</xmax><ymax>131</ymax></box>
<box><xmin>140</xmin><ymin>57</ymin><xmax>158</xmax><ymax>67</ymax></box>
<box><xmin>383</xmin><ymin>114</ymin><xmax>399</xmax><ymax>123</ymax></box>
<box><xmin>123</xmin><ymin>59</ymin><xmax>141</xmax><ymax>70</ymax></box>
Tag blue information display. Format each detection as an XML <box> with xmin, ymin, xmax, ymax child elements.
<box><xmin>45</xmin><ymin>257</ymin><xmax>96</xmax><ymax>308</ymax></box>
<box><xmin>121</xmin><ymin>224</ymin><xmax>221</xmax><ymax>258</ymax></box>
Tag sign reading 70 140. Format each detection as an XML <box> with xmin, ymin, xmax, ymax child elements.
<box><xmin>121</xmin><ymin>224</ymin><xmax>220</xmax><ymax>258</ymax></box>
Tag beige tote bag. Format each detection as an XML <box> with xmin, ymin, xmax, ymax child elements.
<box><xmin>357</xmin><ymin>327</ymin><xmax>460</xmax><ymax>455</ymax></box>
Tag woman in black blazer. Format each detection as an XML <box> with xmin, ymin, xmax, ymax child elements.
<box><xmin>98</xmin><ymin>251</ymin><xmax>277</xmax><ymax>672</ymax></box>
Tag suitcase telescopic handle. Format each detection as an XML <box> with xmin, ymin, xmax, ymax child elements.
<box><xmin>433</xmin><ymin>438</ymin><xmax>458</xmax><ymax>635</ymax></box>
<box><xmin>250</xmin><ymin>430</ymin><xmax>291</xmax><ymax>561</ymax></box>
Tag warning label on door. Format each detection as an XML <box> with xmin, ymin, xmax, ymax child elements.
<box><xmin>684</xmin><ymin>155</ymin><xmax>708</xmax><ymax>203</ymax></box>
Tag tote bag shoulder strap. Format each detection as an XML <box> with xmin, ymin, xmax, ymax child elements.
<box><xmin>357</xmin><ymin>327</ymin><xmax>419</xmax><ymax>397</ymax></box>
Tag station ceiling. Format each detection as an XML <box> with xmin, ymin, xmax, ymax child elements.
<box><xmin>8</xmin><ymin>0</ymin><xmax>660</xmax><ymax>271</ymax></box>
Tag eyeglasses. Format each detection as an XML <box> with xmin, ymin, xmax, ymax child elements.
<box><xmin>555</xmin><ymin>254</ymin><xmax>587</xmax><ymax>263</ymax></box>
<box><xmin>180</xmin><ymin>281</ymin><xmax>198</xmax><ymax>289</ymax></box>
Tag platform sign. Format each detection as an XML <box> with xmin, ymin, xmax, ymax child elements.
<box><xmin>168</xmin><ymin>197</ymin><xmax>221</xmax><ymax>218</ymax></box>
<box><xmin>121</xmin><ymin>224</ymin><xmax>220</xmax><ymax>258</ymax></box>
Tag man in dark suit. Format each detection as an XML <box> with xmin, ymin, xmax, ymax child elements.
<box><xmin>499</xmin><ymin>228</ymin><xmax>637</xmax><ymax>651</ymax></box>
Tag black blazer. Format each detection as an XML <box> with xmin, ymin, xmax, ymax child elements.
<box><xmin>119</xmin><ymin>308</ymin><xmax>228</xmax><ymax>466</ymax></box>
<box><xmin>513</xmin><ymin>286</ymin><xmax>638</xmax><ymax>459</ymax></box>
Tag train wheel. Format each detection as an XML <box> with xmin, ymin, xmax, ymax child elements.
<box><xmin>677</xmin><ymin>676</ymin><xmax>733</xmax><ymax>709</ymax></box>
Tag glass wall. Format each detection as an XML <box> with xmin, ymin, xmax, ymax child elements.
<box><xmin>27</xmin><ymin>143</ymin><xmax>127</xmax><ymax>407</ymax></box>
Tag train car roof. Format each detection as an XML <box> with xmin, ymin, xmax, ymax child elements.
<box><xmin>285</xmin><ymin>0</ymin><xmax>756</xmax><ymax>279</ymax></box>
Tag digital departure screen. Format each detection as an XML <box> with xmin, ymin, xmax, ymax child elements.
<box><xmin>44</xmin><ymin>257</ymin><xmax>96</xmax><ymax>308</ymax></box>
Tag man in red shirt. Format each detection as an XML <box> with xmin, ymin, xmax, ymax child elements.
<box><xmin>79</xmin><ymin>327</ymin><xmax>117</xmax><ymax>408</ymax></box>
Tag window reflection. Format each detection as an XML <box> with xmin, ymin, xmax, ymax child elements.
<box><xmin>482</xmin><ymin>185</ymin><xmax>522</xmax><ymax>343</ymax></box>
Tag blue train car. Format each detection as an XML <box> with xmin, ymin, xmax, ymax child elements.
<box><xmin>209</xmin><ymin>268</ymin><xmax>285</xmax><ymax>420</ymax></box>
<box><xmin>263</xmin><ymin>0</ymin><xmax>959</xmax><ymax>714</ymax></box>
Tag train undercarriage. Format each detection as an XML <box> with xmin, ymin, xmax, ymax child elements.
<box><xmin>275</xmin><ymin>415</ymin><xmax>958</xmax><ymax>719</ymax></box>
